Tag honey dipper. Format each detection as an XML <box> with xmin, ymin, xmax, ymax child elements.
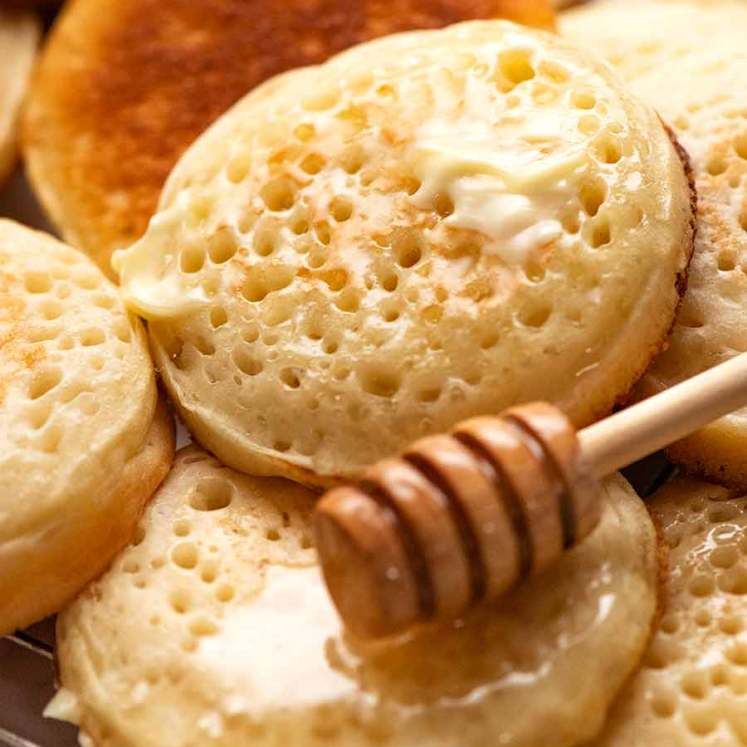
<box><xmin>314</xmin><ymin>352</ymin><xmax>747</xmax><ymax>639</ymax></box>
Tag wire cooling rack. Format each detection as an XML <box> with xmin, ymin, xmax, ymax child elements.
<box><xmin>0</xmin><ymin>620</ymin><xmax>77</xmax><ymax>747</ymax></box>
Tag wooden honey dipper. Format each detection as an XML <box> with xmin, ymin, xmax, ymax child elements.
<box><xmin>314</xmin><ymin>352</ymin><xmax>747</xmax><ymax>639</ymax></box>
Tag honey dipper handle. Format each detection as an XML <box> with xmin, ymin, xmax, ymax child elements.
<box><xmin>579</xmin><ymin>352</ymin><xmax>747</xmax><ymax>478</ymax></box>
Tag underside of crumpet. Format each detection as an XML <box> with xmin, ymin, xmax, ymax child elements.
<box><xmin>22</xmin><ymin>0</ymin><xmax>555</xmax><ymax>277</ymax></box>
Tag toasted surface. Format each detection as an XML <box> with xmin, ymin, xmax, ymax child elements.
<box><xmin>564</xmin><ymin>0</ymin><xmax>747</xmax><ymax>487</ymax></box>
<box><xmin>114</xmin><ymin>21</ymin><xmax>693</xmax><ymax>484</ymax></box>
<box><xmin>22</xmin><ymin>0</ymin><xmax>555</xmax><ymax>276</ymax></box>
<box><xmin>595</xmin><ymin>478</ymin><xmax>747</xmax><ymax>746</ymax></box>
<box><xmin>49</xmin><ymin>448</ymin><xmax>657</xmax><ymax>747</ymax></box>
<box><xmin>0</xmin><ymin>219</ymin><xmax>174</xmax><ymax>634</ymax></box>
<box><xmin>0</xmin><ymin>9</ymin><xmax>39</xmax><ymax>188</ymax></box>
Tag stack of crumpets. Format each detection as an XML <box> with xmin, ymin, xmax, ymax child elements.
<box><xmin>564</xmin><ymin>0</ymin><xmax>747</xmax><ymax>485</ymax></box>
<box><xmin>30</xmin><ymin>16</ymin><xmax>693</xmax><ymax>747</ymax></box>
<box><xmin>10</xmin><ymin>2</ymin><xmax>747</xmax><ymax>746</ymax></box>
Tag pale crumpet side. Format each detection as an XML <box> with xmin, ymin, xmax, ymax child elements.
<box><xmin>0</xmin><ymin>8</ymin><xmax>39</xmax><ymax>187</ymax></box>
<box><xmin>0</xmin><ymin>219</ymin><xmax>174</xmax><ymax>634</ymax></box>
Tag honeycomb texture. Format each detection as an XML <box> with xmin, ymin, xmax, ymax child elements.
<box><xmin>115</xmin><ymin>21</ymin><xmax>693</xmax><ymax>484</ymax></box>
<box><xmin>564</xmin><ymin>0</ymin><xmax>747</xmax><ymax>486</ymax></box>
<box><xmin>0</xmin><ymin>219</ymin><xmax>171</xmax><ymax>633</ymax></box>
<box><xmin>596</xmin><ymin>479</ymin><xmax>747</xmax><ymax>746</ymax></box>
<box><xmin>51</xmin><ymin>454</ymin><xmax>657</xmax><ymax>747</ymax></box>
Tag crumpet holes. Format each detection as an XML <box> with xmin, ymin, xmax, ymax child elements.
<box><xmin>39</xmin><ymin>425</ymin><xmax>63</xmax><ymax>453</ymax></box>
<box><xmin>189</xmin><ymin>618</ymin><xmax>219</xmax><ymax>637</ymax></box>
<box><xmin>734</xmin><ymin>133</ymin><xmax>747</xmax><ymax>160</ymax></box>
<box><xmin>595</xmin><ymin>135</ymin><xmax>623</xmax><ymax>164</ymax></box>
<box><xmin>579</xmin><ymin>178</ymin><xmax>607</xmax><ymax>216</ymax></box>
<box><xmin>80</xmin><ymin>327</ymin><xmax>105</xmax><ymax>346</ymax></box>
<box><xmin>171</xmin><ymin>542</ymin><xmax>199</xmax><ymax>569</ymax></box>
<box><xmin>358</xmin><ymin>367</ymin><xmax>402</xmax><ymax>398</ymax></box>
<box><xmin>200</xmin><ymin>561</ymin><xmax>218</xmax><ymax>584</ymax></box>
<box><xmin>498</xmin><ymin>49</ymin><xmax>536</xmax><ymax>90</ymax></box>
<box><xmin>578</xmin><ymin>115</ymin><xmax>601</xmax><ymax>135</ymax></box>
<box><xmin>650</xmin><ymin>689</ymin><xmax>677</xmax><ymax>719</ymax></box>
<box><xmin>189</xmin><ymin>477</ymin><xmax>234</xmax><ymax>511</ymax></box>
<box><xmin>209</xmin><ymin>306</ymin><xmax>228</xmax><ymax>328</ymax></box>
<box><xmin>173</xmin><ymin>519</ymin><xmax>191</xmax><ymax>537</ymax></box>
<box><xmin>28</xmin><ymin>367</ymin><xmax>63</xmax><ymax>400</ymax></box>
<box><xmin>208</xmin><ymin>229</ymin><xmax>239</xmax><ymax>264</ymax></box>
<box><xmin>260</xmin><ymin>177</ymin><xmax>296</xmax><ymax>212</ymax></box>
<box><xmin>241</xmin><ymin>265</ymin><xmax>294</xmax><ymax>302</ymax></box>
<box><xmin>24</xmin><ymin>271</ymin><xmax>51</xmax><ymax>294</ymax></box>
<box><xmin>280</xmin><ymin>368</ymin><xmax>302</xmax><ymax>389</ymax></box>
<box><xmin>718</xmin><ymin>251</ymin><xmax>737</xmax><ymax>272</ymax></box>
<box><xmin>180</xmin><ymin>246</ymin><xmax>205</xmax><ymax>274</ymax></box>
<box><xmin>706</xmin><ymin>156</ymin><xmax>727</xmax><ymax>176</ymax></box>
<box><xmin>170</xmin><ymin>590</ymin><xmax>191</xmax><ymax>614</ymax></box>
<box><xmin>572</xmin><ymin>89</ymin><xmax>596</xmax><ymax>110</ymax></box>
<box><xmin>226</xmin><ymin>152</ymin><xmax>251</xmax><ymax>183</ymax></box>
<box><xmin>393</xmin><ymin>229</ymin><xmax>423</xmax><ymax>268</ymax></box>
<box><xmin>330</xmin><ymin>196</ymin><xmax>353</xmax><ymax>222</ymax></box>
<box><xmin>586</xmin><ymin>215</ymin><xmax>611</xmax><ymax>248</ymax></box>
<box><xmin>216</xmin><ymin>584</ymin><xmax>235</xmax><ymax>603</ymax></box>
<box><xmin>300</xmin><ymin>153</ymin><xmax>325</xmax><ymax>175</ymax></box>
<box><xmin>519</xmin><ymin>303</ymin><xmax>552</xmax><ymax>328</ymax></box>
<box><xmin>42</xmin><ymin>300</ymin><xmax>63</xmax><ymax>320</ymax></box>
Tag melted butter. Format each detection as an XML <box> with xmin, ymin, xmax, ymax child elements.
<box><xmin>44</xmin><ymin>688</ymin><xmax>81</xmax><ymax>724</ymax></box>
<box><xmin>196</xmin><ymin>516</ymin><xmax>629</xmax><ymax>728</ymax></box>
<box><xmin>410</xmin><ymin>115</ymin><xmax>586</xmax><ymax>265</ymax></box>
<box><xmin>112</xmin><ymin>201</ymin><xmax>211</xmax><ymax>320</ymax></box>
<box><xmin>198</xmin><ymin>565</ymin><xmax>354</xmax><ymax>711</ymax></box>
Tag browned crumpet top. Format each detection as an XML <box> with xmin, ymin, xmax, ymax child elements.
<box><xmin>23</xmin><ymin>0</ymin><xmax>555</xmax><ymax>276</ymax></box>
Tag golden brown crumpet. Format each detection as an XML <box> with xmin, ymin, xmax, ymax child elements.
<box><xmin>115</xmin><ymin>21</ymin><xmax>694</xmax><ymax>486</ymax></box>
<box><xmin>0</xmin><ymin>9</ymin><xmax>39</xmax><ymax>188</ymax></box>
<box><xmin>22</xmin><ymin>0</ymin><xmax>555</xmax><ymax>277</ymax></box>
<box><xmin>564</xmin><ymin>0</ymin><xmax>747</xmax><ymax>487</ymax></box>
<box><xmin>596</xmin><ymin>479</ymin><xmax>747</xmax><ymax>746</ymax></box>
<box><xmin>49</xmin><ymin>449</ymin><xmax>657</xmax><ymax>747</ymax></box>
<box><xmin>0</xmin><ymin>219</ymin><xmax>174</xmax><ymax>635</ymax></box>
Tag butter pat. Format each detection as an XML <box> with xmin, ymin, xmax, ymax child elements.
<box><xmin>409</xmin><ymin>117</ymin><xmax>586</xmax><ymax>264</ymax></box>
<box><xmin>112</xmin><ymin>202</ymin><xmax>214</xmax><ymax>320</ymax></box>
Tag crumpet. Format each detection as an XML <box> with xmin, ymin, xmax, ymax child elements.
<box><xmin>48</xmin><ymin>447</ymin><xmax>658</xmax><ymax>747</ymax></box>
<box><xmin>0</xmin><ymin>219</ymin><xmax>174</xmax><ymax>634</ymax></box>
<box><xmin>22</xmin><ymin>0</ymin><xmax>555</xmax><ymax>276</ymax></box>
<box><xmin>0</xmin><ymin>8</ymin><xmax>39</xmax><ymax>188</ymax></box>
<box><xmin>114</xmin><ymin>21</ymin><xmax>694</xmax><ymax>485</ymax></box>
<box><xmin>564</xmin><ymin>0</ymin><xmax>747</xmax><ymax>486</ymax></box>
<box><xmin>595</xmin><ymin>478</ymin><xmax>747</xmax><ymax>746</ymax></box>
